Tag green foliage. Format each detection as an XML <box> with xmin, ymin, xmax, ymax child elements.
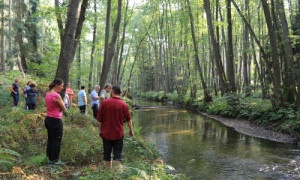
<box><xmin>26</xmin><ymin>154</ymin><xmax>48</xmax><ymax>166</ymax></box>
<box><xmin>0</xmin><ymin>148</ymin><xmax>20</xmax><ymax>172</ymax></box>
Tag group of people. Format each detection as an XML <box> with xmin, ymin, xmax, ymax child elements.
<box><xmin>9</xmin><ymin>78</ymin><xmax>134</xmax><ymax>168</ymax></box>
<box><xmin>43</xmin><ymin>79</ymin><xmax>134</xmax><ymax>168</ymax></box>
<box><xmin>9</xmin><ymin>78</ymin><xmax>39</xmax><ymax>110</ymax></box>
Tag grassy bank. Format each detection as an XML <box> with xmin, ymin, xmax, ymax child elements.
<box><xmin>137</xmin><ymin>91</ymin><xmax>300</xmax><ymax>140</ymax></box>
<box><xmin>0</xmin><ymin>72</ymin><xmax>187</xmax><ymax>179</ymax></box>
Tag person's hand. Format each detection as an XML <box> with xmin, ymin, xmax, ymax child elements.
<box><xmin>99</xmin><ymin>132</ymin><xmax>103</xmax><ymax>138</ymax></box>
<box><xmin>14</xmin><ymin>92</ymin><xmax>17</xmax><ymax>95</ymax></box>
<box><xmin>129</xmin><ymin>130</ymin><xmax>134</xmax><ymax>137</ymax></box>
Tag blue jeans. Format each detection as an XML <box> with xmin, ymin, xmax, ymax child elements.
<box><xmin>11</xmin><ymin>94</ymin><xmax>19</xmax><ymax>106</ymax></box>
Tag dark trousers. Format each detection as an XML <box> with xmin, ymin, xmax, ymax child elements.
<box><xmin>28</xmin><ymin>103</ymin><xmax>36</xmax><ymax>110</ymax></box>
<box><xmin>45</xmin><ymin>116</ymin><xmax>63</xmax><ymax>161</ymax></box>
<box><xmin>92</xmin><ymin>104</ymin><xmax>99</xmax><ymax>119</ymax></box>
<box><xmin>11</xmin><ymin>94</ymin><xmax>19</xmax><ymax>106</ymax></box>
<box><xmin>102</xmin><ymin>136</ymin><xmax>124</xmax><ymax>161</ymax></box>
<box><xmin>79</xmin><ymin>105</ymin><xmax>86</xmax><ymax>114</ymax></box>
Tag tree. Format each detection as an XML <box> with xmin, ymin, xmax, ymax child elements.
<box><xmin>55</xmin><ymin>0</ymin><xmax>89</xmax><ymax>96</ymax></box>
<box><xmin>99</xmin><ymin>0</ymin><xmax>122</xmax><ymax>89</ymax></box>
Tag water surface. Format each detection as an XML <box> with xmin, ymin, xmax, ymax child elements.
<box><xmin>132</xmin><ymin>100</ymin><xmax>300</xmax><ymax>179</ymax></box>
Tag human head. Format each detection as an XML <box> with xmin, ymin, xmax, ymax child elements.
<box><xmin>111</xmin><ymin>85</ymin><xmax>122</xmax><ymax>96</ymax></box>
<box><xmin>104</xmin><ymin>83</ymin><xmax>112</xmax><ymax>92</ymax></box>
<box><xmin>94</xmin><ymin>85</ymin><xmax>100</xmax><ymax>92</ymax></box>
<box><xmin>14</xmin><ymin>78</ymin><xmax>19</xmax><ymax>83</ymax></box>
<box><xmin>49</xmin><ymin>78</ymin><xmax>64</xmax><ymax>92</ymax></box>
<box><xmin>67</xmin><ymin>83</ymin><xmax>71</xmax><ymax>88</ymax></box>
<box><xmin>81</xmin><ymin>86</ymin><xmax>85</xmax><ymax>90</ymax></box>
<box><xmin>27</xmin><ymin>81</ymin><xmax>32</xmax><ymax>86</ymax></box>
<box><xmin>30</xmin><ymin>83</ymin><xmax>36</xmax><ymax>89</ymax></box>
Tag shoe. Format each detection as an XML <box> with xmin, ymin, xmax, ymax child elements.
<box><xmin>48</xmin><ymin>159</ymin><xmax>65</xmax><ymax>166</ymax></box>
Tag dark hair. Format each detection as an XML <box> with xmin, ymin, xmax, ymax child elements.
<box><xmin>112</xmin><ymin>85</ymin><xmax>122</xmax><ymax>95</ymax></box>
<box><xmin>49</xmin><ymin>78</ymin><xmax>64</xmax><ymax>90</ymax></box>
<box><xmin>81</xmin><ymin>86</ymin><xmax>85</xmax><ymax>90</ymax></box>
<box><xmin>30</xmin><ymin>83</ymin><xmax>36</xmax><ymax>88</ymax></box>
<box><xmin>27</xmin><ymin>81</ymin><xmax>32</xmax><ymax>85</ymax></box>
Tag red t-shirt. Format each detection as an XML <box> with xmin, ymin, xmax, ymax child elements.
<box><xmin>66</xmin><ymin>88</ymin><xmax>73</xmax><ymax>99</ymax></box>
<box><xmin>97</xmin><ymin>96</ymin><xmax>131</xmax><ymax>140</ymax></box>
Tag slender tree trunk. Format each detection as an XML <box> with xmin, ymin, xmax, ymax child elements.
<box><xmin>16</xmin><ymin>0</ymin><xmax>27</xmax><ymax>72</ymax></box>
<box><xmin>77</xmin><ymin>42</ymin><xmax>81</xmax><ymax>89</ymax></box>
<box><xmin>243</xmin><ymin>0</ymin><xmax>250</xmax><ymax>91</ymax></box>
<box><xmin>276</xmin><ymin>0</ymin><xmax>296</xmax><ymax>103</ymax></box>
<box><xmin>100</xmin><ymin>0</ymin><xmax>122</xmax><ymax>89</ymax></box>
<box><xmin>226</xmin><ymin>0</ymin><xmax>236</xmax><ymax>92</ymax></box>
<box><xmin>203</xmin><ymin>0</ymin><xmax>229</xmax><ymax>95</ymax></box>
<box><xmin>88</xmin><ymin>0</ymin><xmax>97</xmax><ymax>93</ymax></box>
<box><xmin>8</xmin><ymin>0</ymin><xmax>13</xmax><ymax>70</ymax></box>
<box><xmin>186</xmin><ymin>0</ymin><xmax>212</xmax><ymax>102</ymax></box>
<box><xmin>261</xmin><ymin>0</ymin><xmax>283</xmax><ymax>108</ymax></box>
<box><xmin>1</xmin><ymin>3</ymin><xmax>5</xmax><ymax>73</ymax></box>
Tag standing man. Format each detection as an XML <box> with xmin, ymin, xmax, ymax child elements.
<box><xmin>66</xmin><ymin>83</ymin><xmax>74</xmax><ymax>108</ymax></box>
<box><xmin>100</xmin><ymin>83</ymin><xmax>112</xmax><ymax>104</ymax></box>
<box><xmin>78</xmin><ymin>86</ymin><xmax>87</xmax><ymax>114</ymax></box>
<box><xmin>97</xmin><ymin>85</ymin><xmax>134</xmax><ymax>168</ymax></box>
<box><xmin>9</xmin><ymin>77</ymin><xmax>20</xmax><ymax>106</ymax></box>
<box><xmin>90</xmin><ymin>85</ymin><xmax>100</xmax><ymax>119</ymax></box>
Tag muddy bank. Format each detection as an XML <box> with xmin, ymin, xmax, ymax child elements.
<box><xmin>174</xmin><ymin>103</ymin><xmax>298</xmax><ymax>144</ymax></box>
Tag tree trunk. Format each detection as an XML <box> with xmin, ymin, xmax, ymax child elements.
<box><xmin>1</xmin><ymin>3</ymin><xmax>5</xmax><ymax>73</ymax></box>
<box><xmin>8</xmin><ymin>0</ymin><xmax>13</xmax><ymax>70</ymax></box>
<box><xmin>77</xmin><ymin>42</ymin><xmax>81</xmax><ymax>89</ymax></box>
<box><xmin>243</xmin><ymin>0</ymin><xmax>250</xmax><ymax>93</ymax></box>
<box><xmin>261</xmin><ymin>0</ymin><xmax>283</xmax><ymax>108</ymax></box>
<box><xmin>203</xmin><ymin>0</ymin><xmax>229</xmax><ymax>95</ymax></box>
<box><xmin>55</xmin><ymin>0</ymin><xmax>89</xmax><ymax>97</ymax></box>
<box><xmin>88</xmin><ymin>0</ymin><xmax>97</xmax><ymax>93</ymax></box>
<box><xmin>186</xmin><ymin>0</ymin><xmax>212</xmax><ymax>102</ymax></box>
<box><xmin>16</xmin><ymin>0</ymin><xmax>27</xmax><ymax>72</ymax></box>
<box><xmin>100</xmin><ymin>0</ymin><xmax>122</xmax><ymax>89</ymax></box>
<box><xmin>276</xmin><ymin>0</ymin><xmax>296</xmax><ymax>103</ymax></box>
<box><xmin>226</xmin><ymin>0</ymin><xmax>235</xmax><ymax>92</ymax></box>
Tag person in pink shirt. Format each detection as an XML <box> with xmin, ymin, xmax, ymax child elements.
<box><xmin>45</xmin><ymin>78</ymin><xmax>66</xmax><ymax>165</ymax></box>
<box><xmin>66</xmin><ymin>83</ymin><xmax>73</xmax><ymax>107</ymax></box>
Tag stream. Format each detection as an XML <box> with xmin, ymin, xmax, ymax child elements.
<box><xmin>132</xmin><ymin>100</ymin><xmax>300</xmax><ymax>179</ymax></box>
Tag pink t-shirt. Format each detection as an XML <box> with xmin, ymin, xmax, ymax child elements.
<box><xmin>46</xmin><ymin>93</ymin><xmax>62</xmax><ymax>119</ymax></box>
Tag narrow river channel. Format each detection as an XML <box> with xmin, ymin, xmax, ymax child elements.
<box><xmin>132</xmin><ymin>100</ymin><xmax>300</xmax><ymax>179</ymax></box>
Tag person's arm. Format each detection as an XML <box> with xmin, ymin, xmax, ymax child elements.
<box><xmin>9</xmin><ymin>85</ymin><xmax>17</xmax><ymax>94</ymax></box>
<box><xmin>127</xmin><ymin>120</ymin><xmax>134</xmax><ymax>137</ymax></box>
<box><xmin>21</xmin><ymin>87</ymin><xmax>26</xmax><ymax>97</ymax></box>
<box><xmin>84</xmin><ymin>96</ymin><xmax>87</xmax><ymax>105</ymax></box>
<box><xmin>56</xmin><ymin>95</ymin><xmax>66</xmax><ymax>112</ymax></box>
<box><xmin>67</xmin><ymin>96</ymin><xmax>70</xmax><ymax>106</ymax></box>
<box><xmin>97</xmin><ymin>104</ymin><xmax>104</xmax><ymax>138</ymax></box>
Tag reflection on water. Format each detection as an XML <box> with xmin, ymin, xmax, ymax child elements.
<box><xmin>133</xmin><ymin>100</ymin><xmax>300</xmax><ymax>179</ymax></box>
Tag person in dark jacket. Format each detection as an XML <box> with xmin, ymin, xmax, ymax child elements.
<box><xmin>9</xmin><ymin>78</ymin><xmax>20</xmax><ymax>106</ymax></box>
<box><xmin>23</xmin><ymin>84</ymin><xmax>39</xmax><ymax>110</ymax></box>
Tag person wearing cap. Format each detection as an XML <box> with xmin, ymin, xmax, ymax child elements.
<box><xmin>23</xmin><ymin>83</ymin><xmax>39</xmax><ymax>110</ymax></box>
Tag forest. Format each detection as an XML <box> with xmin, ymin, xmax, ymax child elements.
<box><xmin>0</xmin><ymin>0</ymin><xmax>300</xmax><ymax>179</ymax></box>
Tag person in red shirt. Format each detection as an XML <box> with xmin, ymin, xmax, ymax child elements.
<box><xmin>97</xmin><ymin>85</ymin><xmax>134</xmax><ymax>168</ymax></box>
<box><xmin>66</xmin><ymin>83</ymin><xmax>73</xmax><ymax>107</ymax></box>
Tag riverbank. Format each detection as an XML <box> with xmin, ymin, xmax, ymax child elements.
<box><xmin>0</xmin><ymin>73</ymin><xmax>187</xmax><ymax>179</ymax></box>
<box><xmin>137</xmin><ymin>91</ymin><xmax>300</xmax><ymax>145</ymax></box>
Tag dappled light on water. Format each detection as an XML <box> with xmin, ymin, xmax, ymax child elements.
<box><xmin>167</xmin><ymin>130</ymin><xmax>197</xmax><ymax>135</ymax></box>
<box><xmin>133</xmin><ymin>100</ymin><xmax>300</xmax><ymax>179</ymax></box>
